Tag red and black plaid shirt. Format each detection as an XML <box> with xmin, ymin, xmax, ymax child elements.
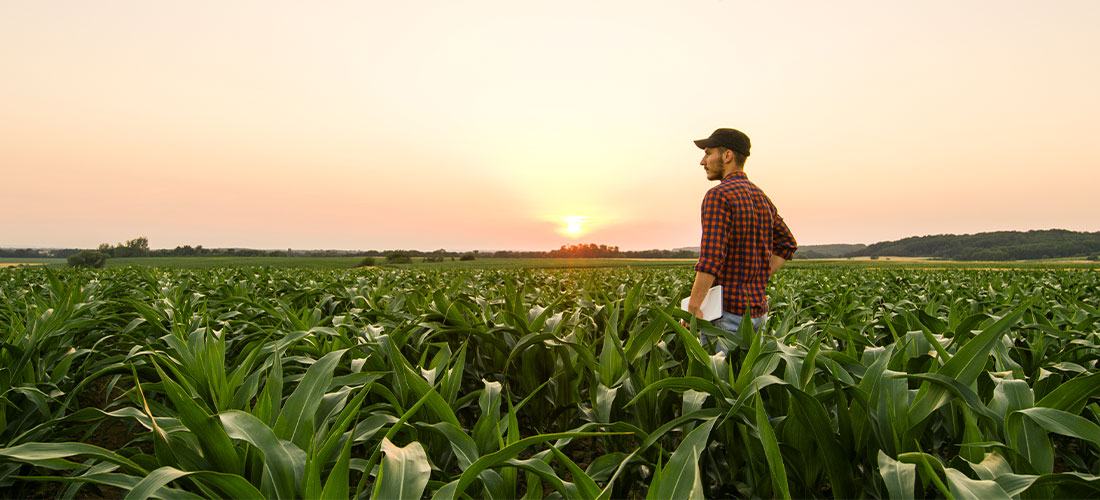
<box><xmin>695</xmin><ymin>172</ymin><xmax>797</xmax><ymax>317</ymax></box>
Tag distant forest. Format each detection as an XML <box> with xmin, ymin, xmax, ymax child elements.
<box><xmin>0</xmin><ymin>240</ymin><xmax>696</xmax><ymax>260</ymax></box>
<box><xmin>793</xmin><ymin>244</ymin><xmax>867</xmax><ymax>259</ymax></box>
<box><xmin>5</xmin><ymin>230</ymin><xmax>1099</xmax><ymax>262</ymax></box>
<box><xmin>845</xmin><ymin>230</ymin><xmax>1100</xmax><ymax>261</ymax></box>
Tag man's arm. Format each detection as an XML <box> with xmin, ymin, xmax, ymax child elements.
<box><xmin>687</xmin><ymin>271</ymin><xmax>716</xmax><ymax>319</ymax></box>
<box><xmin>693</xmin><ymin>188</ymin><xmax>729</xmax><ymax>319</ymax></box>
<box><xmin>770</xmin><ymin>212</ymin><xmax>797</xmax><ymax>277</ymax></box>
<box><xmin>769</xmin><ymin>254</ymin><xmax>787</xmax><ymax>276</ymax></box>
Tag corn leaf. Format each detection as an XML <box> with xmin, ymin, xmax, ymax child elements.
<box><xmin>372</xmin><ymin>438</ymin><xmax>431</xmax><ymax>500</ymax></box>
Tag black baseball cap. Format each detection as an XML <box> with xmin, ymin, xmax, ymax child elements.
<box><xmin>694</xmin><ymin>128</ymin><xmax>751</xmax><ymax>157</ymax></box>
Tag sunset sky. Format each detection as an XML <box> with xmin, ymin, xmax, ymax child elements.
<box><xmin>3</xmin><ymin>1</ymin><xmax>1098</xmax><ymax>251</ymax></box>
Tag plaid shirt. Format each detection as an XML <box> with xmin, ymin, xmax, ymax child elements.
<box><xmin>695</xmin><ymin>172</ymin><xmax>797</xmax><ymax>317</ymax></box>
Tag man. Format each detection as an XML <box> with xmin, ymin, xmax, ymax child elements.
<box><xmin>685</xmin><ymin>128</ymin><xmax>797</xmax><ymax>350</ymax></box>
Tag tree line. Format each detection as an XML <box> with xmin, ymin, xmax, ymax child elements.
<box><xmin>18</xmin><ymin>231</ymin><xmax>1100</xmax><ymax>266</ymax></box>
<box><xmin>489</xmin><ymin>243</ymin><xmax>697</xmax><ymax>259</ymax></box>
<box><xmin>49</xmin><ymin>238</ymin><xmax>700</xmax><ymax>268</ymax></box>
<box><xmin>846</xmin><ymin>229</ymin><xmax>1100</xmax><ymax>261</ymax></box>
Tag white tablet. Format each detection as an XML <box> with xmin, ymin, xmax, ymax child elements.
<box><xmin>680</xmin><ymin>285</ymin><xmax>722</xmax><ymax>321</ymax></box>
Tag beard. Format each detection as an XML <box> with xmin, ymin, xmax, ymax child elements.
<box><xmin>706</xmin><ymin>162</ymin><xmax>723</xmax><ymax>181</ymax></box>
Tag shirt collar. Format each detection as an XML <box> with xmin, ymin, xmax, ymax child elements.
<box><xmin>721</xmin><ymin>171</ymin><xmax>747</xmax><ymax>182</ymax></box>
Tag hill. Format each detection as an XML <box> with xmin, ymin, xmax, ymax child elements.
<box><xmin>846</xmin><ymin>229</ymin><xmax>1100</xmax><ymax>261</ymax></box>
<box><xmin>794</xmin><ymin>244</ymin><xmax>867</xmax><ymax>259</ymax></box>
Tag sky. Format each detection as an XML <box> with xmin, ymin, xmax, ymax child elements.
<box><xmin>3</xmin><ymin>0</ymin><xmax>1099</xmax><ymax>251</ymax></box>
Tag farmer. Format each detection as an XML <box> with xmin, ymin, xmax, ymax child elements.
<box><xmin>685</xmin><ymin>128</ymin><xmax>798</xmax><ymax>352</ymax></box>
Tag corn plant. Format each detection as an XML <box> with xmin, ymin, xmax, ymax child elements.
<box><xmin>0</xmin><ymin>265</ymin><xmax>1098</xmax><ymax>498</ymax></box>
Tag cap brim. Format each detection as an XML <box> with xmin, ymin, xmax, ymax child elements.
<box><xmin>693</xmin><ymin>138</ymin><xmax>714</xmax><ymax>149</ymax></box>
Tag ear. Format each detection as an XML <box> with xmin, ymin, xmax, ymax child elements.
<box><xmin>722</xmin><ymin>148</ymin><xmax>736</xmax><ymax>165</ymax></box>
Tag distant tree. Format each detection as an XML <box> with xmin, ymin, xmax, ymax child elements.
<box><xmin>1087</xmin><ymin>254</ymin><xmax>1099</xmax><ymax>262</ymax></box>
<box><xmin>127</xmin><ymin>237</ymin><xmax>149</xmax><ymax>253</ymax></box>
<box><xmin>67</xmin><ymin>250</ymin><xmax>108</xmax><ymax>268</ymax></box>
<box><xmin>386</xmin><ymin>251</ymin><xmax>412</xmax><ymax>264</ymax></box>
<box><xmin>424</xmin><ymin>249</ymin><xmax>447</xmax><ymax>263</ymax></box>
<box><xmin>460</xmin><ymin>253</ymin><xmax>476</xmax><ymax>261</ymax></box>
<box><xmin>106</xmin><ymin>237</ymin><xmax>151</xmax><ymax>258</ymax></box>
<box><xmin>357</xmin><ymin>256</ymin><xmax>376</xmax><ymax>267</ymax></box>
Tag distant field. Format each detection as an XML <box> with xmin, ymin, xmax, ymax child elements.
<box><xmin>0</xmin><ymin>258</ymin><xmax>65</xmax><ymax>267</ymax></box>
<box><xmin>2</xmin><ymin>255</ymin><xmax>1097</xmax><ymax>270</ymax></box>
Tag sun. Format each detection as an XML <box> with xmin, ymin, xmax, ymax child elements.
<box><xmin>563</xmin><ymin>216</ymin><xmax>589</xmax><ymax>236</ymax></box>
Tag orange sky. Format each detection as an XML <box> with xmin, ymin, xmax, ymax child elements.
<box><xmin>3</xmin><ymin>1</ymin><xmax>1099</xmax><ymax>251</ymax></box>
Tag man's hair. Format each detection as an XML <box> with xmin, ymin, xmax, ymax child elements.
<box><xmin>718</xmin><ymin>147</ymin><xmax>747</xmax><ymax>168</ymax></box>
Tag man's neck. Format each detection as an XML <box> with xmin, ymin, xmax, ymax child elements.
<box><xmin>720</xmin><ymin>167</ymin><xmax>744</xmax><ymax>180</ymax></box>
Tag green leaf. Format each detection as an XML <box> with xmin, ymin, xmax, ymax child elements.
<box><xmin>121</xmin><ymin>466</ymin><xmax>264</xmax><ymax>500</ymax></box>
<box><xmin>548</xmin><ymin>444</ymin><xmax>601</xmax><ymax>499</ymax></box>
<box><xmin>219</xmin><ymin>410</ymin><xmax>304</xmax><ymax>500</ymax></box>
<box><xmin>968</xmin><ymin>451</ymin><xmax>1013</xmax><ymax>481</ymax></box>
<box><xmin>372</xmin><ymin>438</ymin><xmax>431</xmax><ymax>500</ymax></box>
<box><xmin>151</xmin><ymin>361</ymin><xmax>242</xmax><ymax>475</ymax></box>
<box><xmin>1005</xmin><ymin>410</ymin><xmax>1054</xmax><ymax>474</ymax></box>
<box><xmin>1011</xmin><ymin>407</ymin><xmax>1100</xmax><ymax>448</ymax></box>
<box><xmin>891</xmin><ymin>372</ymin><xmax>1000</xmax><ymax>425</ymax></box>
<box><xmin>15</xmin><ymin>472</ymin><xmax>204</xmax><ymax>500</ymax></box>
<box><xmin>651</xmin><ymin>417</ymin><xmax>717</xmax><ymax>500</ymax></box>
<box><xmin>319</xmin><ymin>420</ymin><xmax>355</xmax><ymax>500</ymax></box>
<box><xmin>305</xmin><ymin>381</ymin><xmax>375</xmax><ymax>497</ymax></box>
<box><xmin>624</xmin><ymin>377</ymin><xmax>726</xmax><ymax>408</ymax></box>
<box><xmin>273</xmin><ymin>349</ymin><xmax>348</xmax><ymax>450</ymax></box>
<box><xmin>595</xmin><ymin>384</ymin><xmax>618</xmax><ymax>424</ymax></box>
<box><xmin>901</xmin><ymin>451</ymin><xmax>954</xmax><ymax>500</ymax></box>
<box><xmin>784</xmin><ymin>387</ymin><xmax>858</xmax><ymax>499</ymax></box>
<box><xmin>877</xmin><ymin>450</ymin><xmax>916</xmax><ymax>500</ymax></box>
<box><xmin>595</xmin><ymin>410</ymin><xmax>721</xmax><ymax>500</ymax></box>
<box><xmin>0</xmin><ymin>442</ymin><xmax>146</xmax><ymax>474</ymax></box>
<box><xmin>1036</xmin><ymin>372</ymin><xmax>1100</xmax><ymax>413</ymax></box>
<box><xmin>993</xmin><ymin>474</ymin><xmax>1039</xmax><ymax>497</ymax></box>
<box><xmin>473</xmin><ymin>379</ymin><xmax>503</xmax><ymax>455</ymax></box>
<box><xmin>909</xmin><ymin>301</ymin><xmax>1031</xmax><ymax>424</ymax></box>
<box><xmin>944</xmin><ymin>468</ymin><xmax>1012</xmax><ymax>500</ymax></box>
<box><xmin>443</xmin><ymin>431</ymin><xmax>626</xmax><ymax>500</ymax></box>
<box><xmin>424</xmin><ymin>422</ymin><xmax>479</xmax><ymax>471</ymax></box>
<box><xmin>756</xmin><ymin>394</ymin><xmax>791</xmax><ymax>500</ymax></box>
<box><xmin>655</xmin><ymin>308</ymin><xmax>713</xmax><ymax>373</ymax></box>
<box><xmin>503</xmin><ymin>455</ymin><xmax>580</xmax><ymax>499</ymax></box>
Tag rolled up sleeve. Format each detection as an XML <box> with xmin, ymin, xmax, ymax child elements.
<box><xmin>694</xmin><ymin>188</ymin><xmax>730</xmax><ymax>276</ymax></box>
<box><xmin>771</xmin><ymin>214</ymin><xmax>797</xmax><ymax>260</ymax></box>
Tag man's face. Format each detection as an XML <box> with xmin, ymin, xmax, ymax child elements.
<box><xmin>700</xmin><ymin>147</ymin><xmax>724</xmax><ymax>181</ymax></box>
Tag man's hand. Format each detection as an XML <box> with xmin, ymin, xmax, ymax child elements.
<box><xmin>681</xmin><ymin>271</ymin><xmax>716</xmax><ymax>327</ymax></box>
<box><xmin>681</xmin><ymin>303</ymin><xmax>708</xmax><ymax>328</ymax></box>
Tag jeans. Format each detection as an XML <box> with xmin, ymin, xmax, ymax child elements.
<box><xmin>702</xmin><ymin>311</ymin><xmax>767</xmax><ymax>355</ymax></box>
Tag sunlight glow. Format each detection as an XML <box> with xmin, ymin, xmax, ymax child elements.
<box><xmin>563</xmin><ymin>216</ymin><xmax>589</xmax><ymax>236</ymax></box>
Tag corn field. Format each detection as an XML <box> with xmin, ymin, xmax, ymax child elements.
<box><xmin>1</xmin><ymin>266</ymin><xmax>1099</xmax><ymax>499</ymax></box>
